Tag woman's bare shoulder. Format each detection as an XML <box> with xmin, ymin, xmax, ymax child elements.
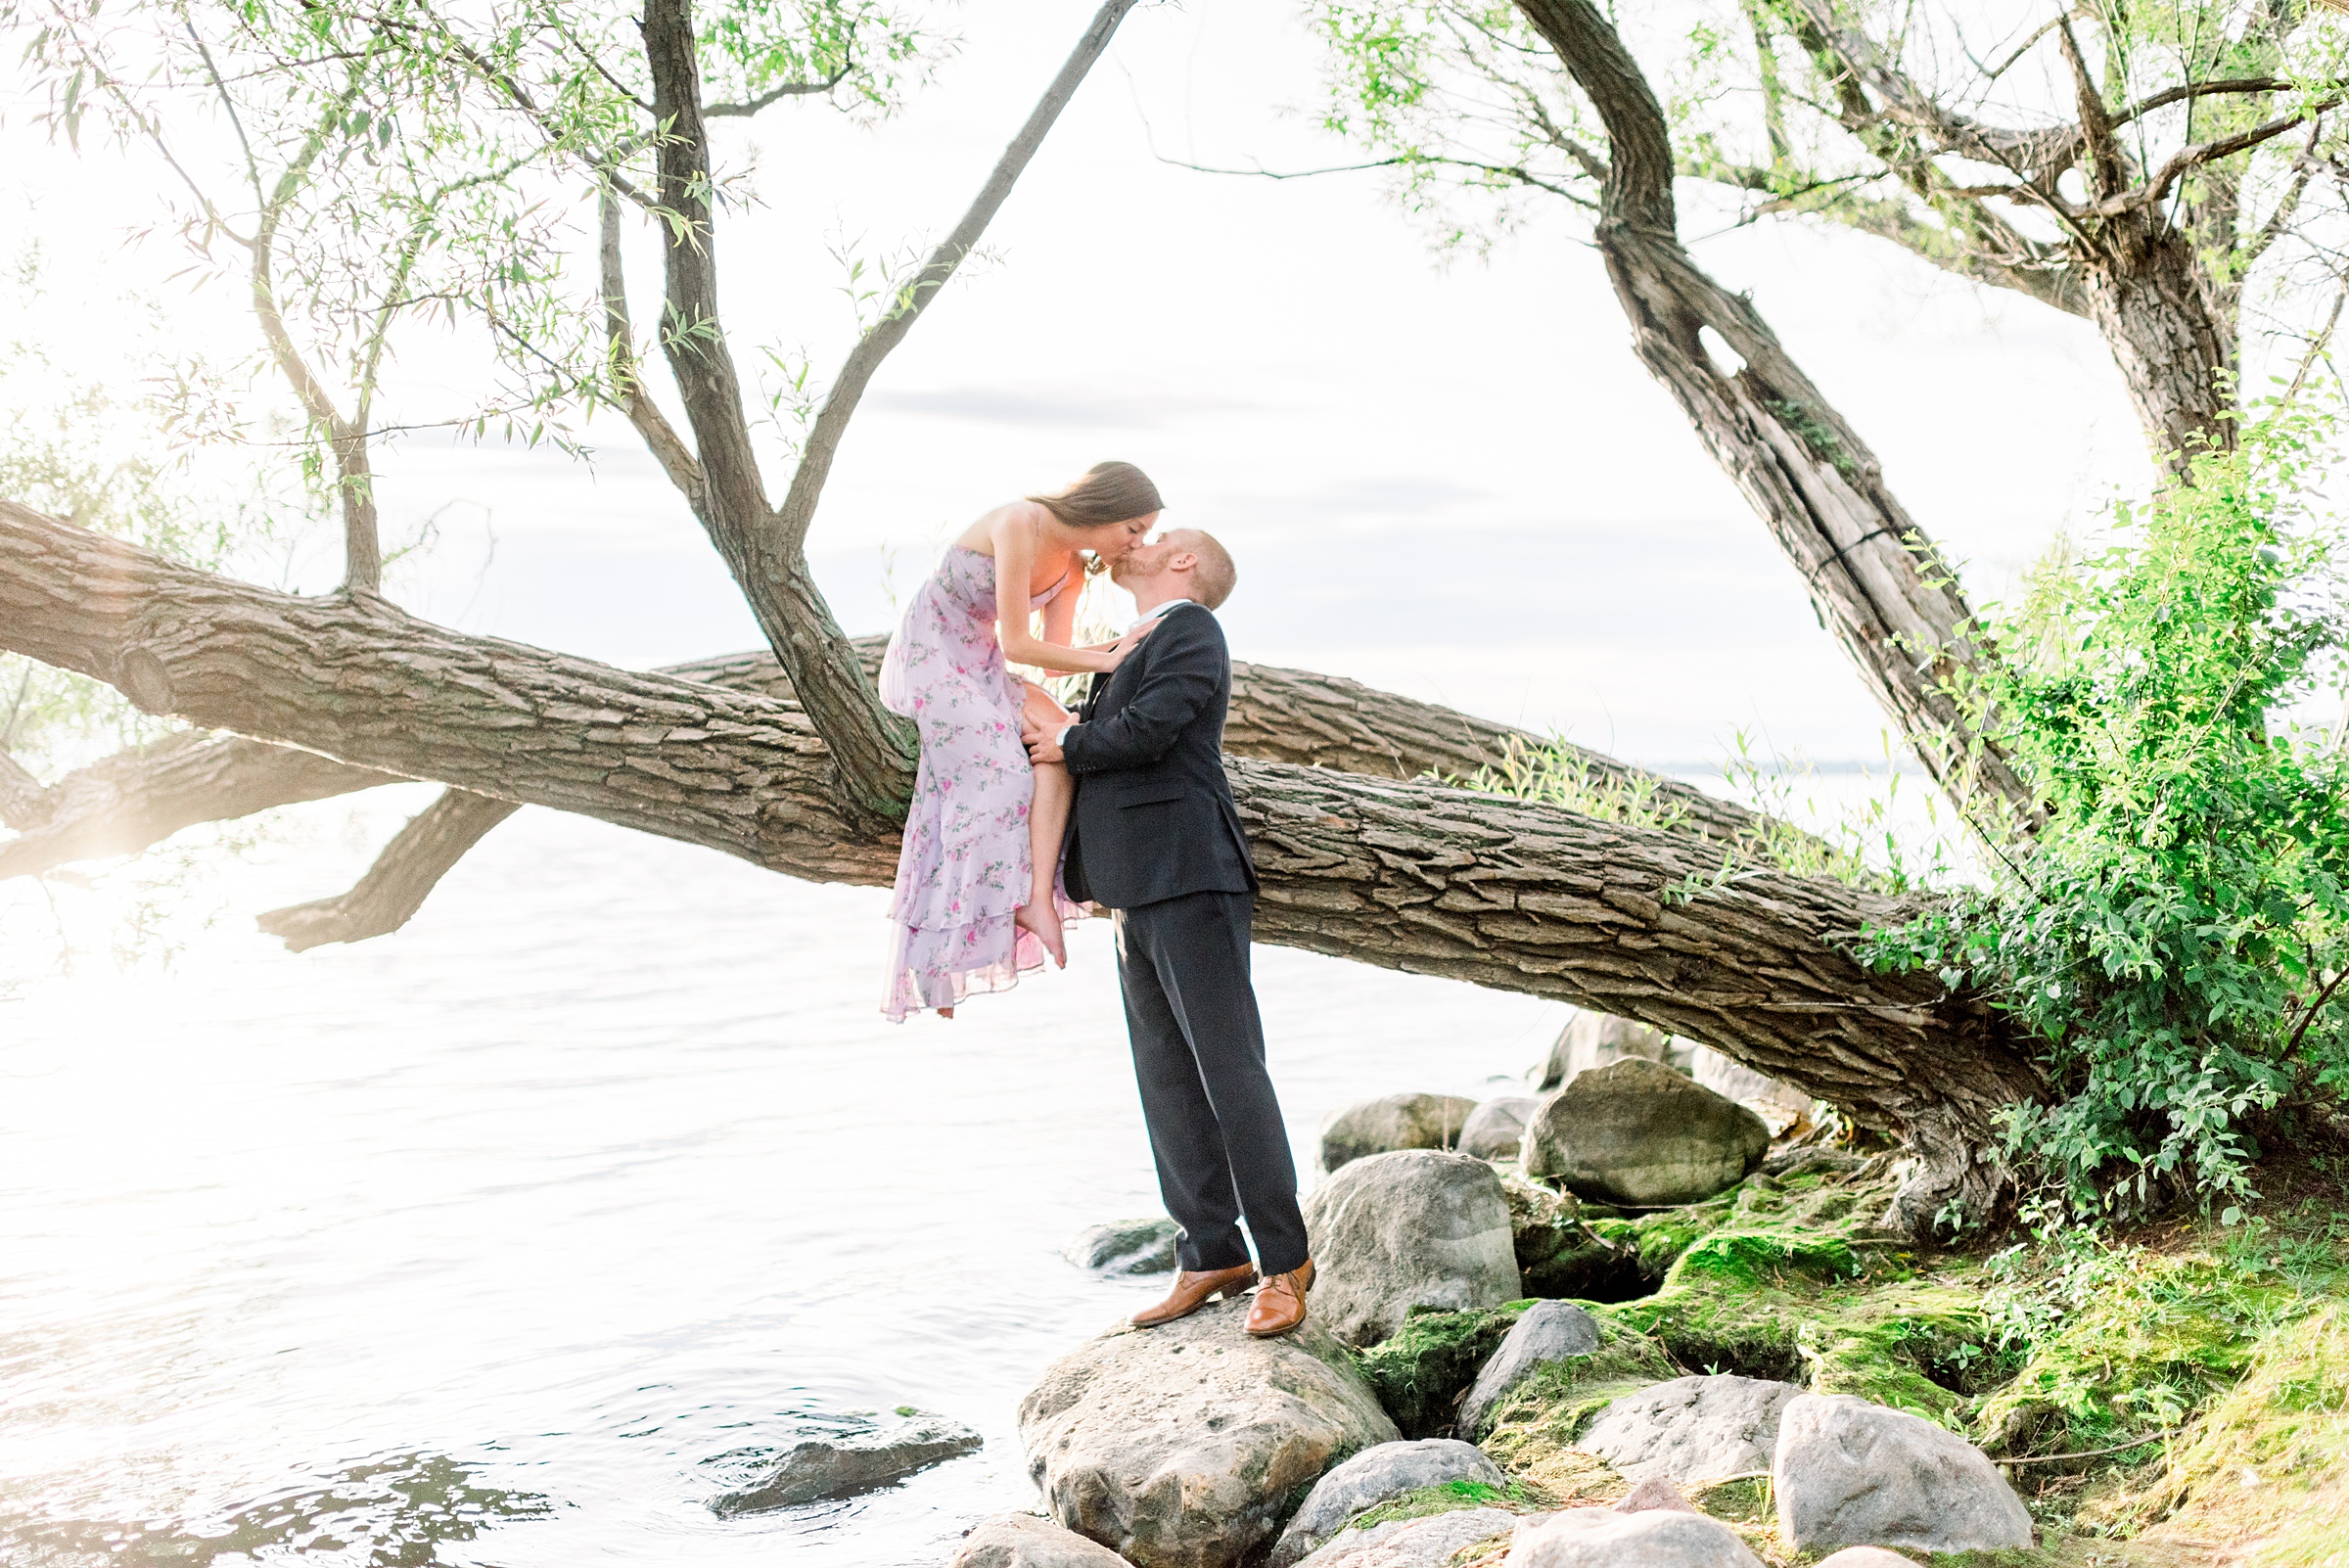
<box><xmin>951</xmin><ymin>499</ymin><xmax>1046</xmax><ymax>556</ymax></box>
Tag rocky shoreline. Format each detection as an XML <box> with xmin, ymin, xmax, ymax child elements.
<box><xmin>735</xmin><ymin>1010</ymin><xmax>2343</xmax><ymax>1567</ymax></box>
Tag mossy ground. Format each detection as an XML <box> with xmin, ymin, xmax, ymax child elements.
<box><xmin>1348</xmin><ymin>1152</ymin><xmax>2349</xmax><ymax>1568</ymax></box>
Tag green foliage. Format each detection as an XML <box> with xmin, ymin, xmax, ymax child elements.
<box><xmin>1455</xmin><ymin>726</ymin><xmax>1960</xmax><ymax>898</ymax></box>
<box><xmin>1869</xmin><ymin>402</ymin><xmax>2349</xmax><ymax>1214</ymax></box>
<box><xmin>1448</xmin><ymin>737</ymin><xmax>1692</xmax><ymax>836</ymax></box>
<box><xmin>1345</xmin><ymin>1475</ymin><xmax>1542</xmax><ymax>1531</ymax></box>
<box><xmin>1356</xmin><ymin>1300</ymin><xmax>1531</xmax><ymax>1438</ymax></box>
<box><xmin>0</xmin><ymin>237</ymin><xmax>315</xmax><ymax>773</ymax></box>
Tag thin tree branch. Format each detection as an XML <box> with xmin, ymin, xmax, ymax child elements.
<box><xmin>705</xmin><ymin>69</ymin><xmax>852</xmax><ymax>116</ymax></box>
<box><xmin>2076</xmin><ymin>100</ymin><xmax>2345</xmax><ymax>219</ymax></box>
<box><xmin>598</xmin><ymin>185</ymin><xmax>704</xmax><ymax>502</ymax></box>
<box><xmin>769</xmin><ymin>0</ymin><xmax>1144</xmax><ymax>559</ymax></box>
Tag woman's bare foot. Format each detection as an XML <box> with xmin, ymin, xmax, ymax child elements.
<box><xmin>1015</xmin><ymin>900</ymin><xmax>1068</xmax><ymax>967</ymax></box>
<box><xmin>939</xmin><ymin>1005</ymin><xmax>955</xmax><ymax>1020</ymax></box>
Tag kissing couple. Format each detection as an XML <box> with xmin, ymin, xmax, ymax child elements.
<box><xmin>873</xmin><ymin>462</ymin><xmax>1313</xmax><ymax>1338</ymax></box>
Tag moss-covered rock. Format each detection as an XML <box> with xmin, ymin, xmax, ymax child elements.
<box><xmin>1355</xmin><ymin>1301</ymin><xmax>1531</xmax><ymax>1438</ymax></box>
<box><xmin>1462</xmin><ymin>1156</ymin><xmax>2349</xmax><ymax>1568</ymax></box>
<box><xmin>1344</xmin><ymin>1475</ymin><xmax>1547</xmax><ymax>1531</ymax></box>
<box><xmin>1501</xmin><ymin>1173</ymin><xmax>1653</xmax><ymax>1300</ymax></box>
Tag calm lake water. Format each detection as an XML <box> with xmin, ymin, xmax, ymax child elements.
<box><xmin>0</xmin><ymin>795</ymin><xmax>1566</xmax><ymax>1566</ymax></box>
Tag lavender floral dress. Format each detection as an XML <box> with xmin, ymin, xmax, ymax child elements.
<box><xmin>877</xmin><ymin>545</ymin><xmax>1083</xmax><ymax>1020</ymax></box>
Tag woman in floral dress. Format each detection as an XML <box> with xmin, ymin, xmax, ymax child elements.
<box><xmin>877</xmin><ymin>462</ymin><xmax>1163</xmax><ymax>1020</ymax></box>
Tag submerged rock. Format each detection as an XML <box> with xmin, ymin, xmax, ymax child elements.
<box><xmin>1773</xmin><ymin>1394</ymin><xmax>2034</xmax><ymax>1553</ymax></box>
<box><xmin>949</xmin><ymin>1512</ymin><xmax>1137</xmax><ymax>1567</ymax></box>
<box><xmin>1319</xmin><ymin>1093</ymin><xmax>1481</xmax><ymax>1173</ymax></box>
<box><xmin>1302</xmin><ymin>1150</ymin><xmax>1522</xmax><ymax>1348</ymax></box>
<box><xmin>1065</xmin><ymin>1219</ymin><xmax>1180</xmax><ymax>1275</ymax></box>
<box><xmin>1017</xmin><ymin>1294</ymin><xmax>1398</xmax><ymax>1568</ymax></box>
<box><xmin>1292</xmin><ymin>1506</ymin><xmax>1517</xmax><ymax>1568</ymax></box>
<box><xmin>1457</xmin><ymin>1096</ymin><xmax>1538</xmax><ymax>1162</ymax></box>
<box><xmin>1454</xmin><ymin>1301</ymin><xmax>1599</xmax><ymax>1441</ymax></box>
<box><xmin>1580</xmin><ymin>1375</ymin><xmax>1802</xmax><ymax>1489</ymax></box>
<box><xmin>1504</xmin><ymin>1506</ymin><xmax>1764</xmax><ymax>1567</ymax></box>
<box><xmin>712</xmin><ymin>1411</ymin><xmax>981</xmax><ymax>1514</ymax></box>
<box><xmin>1268</xmin><ymin>1439</ymin><xmax>1503</xmax><ymax>1567</ymax></box>
<box><xmin>1522</xmin><ymin>1058</ymin><xmax>1769</xmax><ymax>1207</ymax></box>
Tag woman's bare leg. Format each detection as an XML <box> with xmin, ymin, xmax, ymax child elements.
<box><xmin>1015</xmin><ymin>758</ymin><xmax>1072</xmax><ymax>967</ymax></box>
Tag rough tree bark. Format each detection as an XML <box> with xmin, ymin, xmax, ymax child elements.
<box><xmin>0</xmin><ymin>732</ymin><xmax>393</xmax><ymax>881</ymax></box>
<box><xmin>1</xmin><ymin>637</ymin><xmax>1776</xmax><ymax>940</ymax></box>
<box><xmin>0</xmin><ymin>495</ymin><xmax>2041</xmax><ymax>1229</ymax></box>
<box><xmin>1515</xmin><ymin>0</ymin><xmax>2037</xmax><ymax>829</ymax></box>
<box><xmin>1771</xmin><ymin>0</ymin><xmax>2252</xmax><ymax>466</ymax></box>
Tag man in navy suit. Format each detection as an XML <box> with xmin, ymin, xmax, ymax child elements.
<box><xmin>1020</xmin><ymin>530</ymin><xmax>1313</xmax><ymax>1338</ymax></box>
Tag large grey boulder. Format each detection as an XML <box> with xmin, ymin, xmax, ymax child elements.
<box><xmin>949</xmin><ymin>1513</ymin><xmax>1136</xmax><ymax>1567</ymax></box>
<box><xmin>1538</xmin><ymin>1011</ymin><xmax>1809</xmax><ymax>1132</ymax></box>
<box><xmin>1504</xmin><ymin>1506</ymin><xmax>1765</xmax><ymax>1567</ymax></box>
<box><xmin>1319</xmin><ymin>1093</ymin><xmax>1481</xmax><ymax>1173</ymax></box>
<box><xmin>1017</xmin><ymin>1294</ymin><xmax>1400</xmax><ymax>1568</ymax></box>
<box><xmin>712</xmin><ymin>1411</ymin><xmax>981</xmax><ymax>1514</ymax></box>
<box><xmin>1065</xmin><ymin>1219</ymin><xmax>1179</xmax><ymax>1275</ymax></box>
<box><xmin>1457</xmin><ymin>1096</ymin><xmax>1538</xmax><ymax>1161</ymax></box>
<box><xmin>1269</xmin><ymin>1439</ymin><xmax>1502</xmax><ymax>1567</ymax></box>
<box><xmin>1522</xmin><ymin>1058</ymin><xmax>1770</xmax><ymax>1206</ymax></box>
<box><xmin>1454</xmin><ymin>1301</ymin><xmax>1599</xmax><ymax>1440</ymax></box>
<box><xmin>1811</xmin><ymin>1551</ymin><xmax>1924</xmax><ymax>1568</ymax></box>
<box><xmin>1580</xmin><ymin>1375</ymin><xmax>1802</xmax><ymax>1489</ymax></box>
<box><xmin>1301</xmin><ymin>1150</ymin><xmax>1523</xmax><ymax>1347</ymax></box>
<box><xmin>1773</xmin><ymin>1394</ymin><xmax>2034</xmax><ymax>1553</ymax></box>
<box><xmin>1292</xmin><ymin>1507</ymin><xmax>1517</xmax><ymax>1568</ymax></box>
<box><xmin>1538</xmin><ymin>1011</ymin><xmax>1689</xmax><ymax>1089</ymax></box>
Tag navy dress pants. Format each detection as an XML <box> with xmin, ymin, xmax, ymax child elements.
<box><xmin>1112</xmin><ymin>890</ymin><xmax>1309</xmax><ymax>1277</ymax></box>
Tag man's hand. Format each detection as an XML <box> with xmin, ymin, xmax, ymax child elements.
<box><xmin>1021</xmin><ymin>682</ymin><xmax>1074</xmax><ymax>764</ymax></box>
<box><xmin>1023</xmin><ymin>715</ymin><xmax>1066</xmax><ymax>764</ymax></box>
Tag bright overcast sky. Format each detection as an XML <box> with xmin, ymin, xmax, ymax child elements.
<box><xmin>1</xmin><ymin>0</ymin><xmax>2151</xmax><ymax>765</ymax></box>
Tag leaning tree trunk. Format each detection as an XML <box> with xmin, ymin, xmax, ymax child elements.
<box><xmin>1513</xmin><ymin>0</ymin><xmax>2037</xmax><ymax>833</ymax></box>
<box><xmin>2082</xmin><ymin>206</ymin><xmax>2238</xmax><ymax>470</ymax></box>
<box><xmin>0</xmin><ymin>495</ymin><xmax>2043</xmax><ymax>1229</ymax></box>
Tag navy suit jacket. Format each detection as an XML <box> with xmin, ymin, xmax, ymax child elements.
<box><xmin>1059</xmin><ymin>600</ymin><xmax>1257</xmax><ymax>909</ymax></box>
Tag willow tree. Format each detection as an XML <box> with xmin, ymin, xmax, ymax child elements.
<box><xmin>1308</xmin><ymin>0</ymin><xmax>2349</xmax><ymax>825</ymax></box>
<box><xmin>10</xmin><ymin>0</ymin><xmax>2279</xmax><ymax>1233</ymax></box>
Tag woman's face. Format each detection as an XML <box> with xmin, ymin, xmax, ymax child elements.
<box><xmin>1096</xmin><ymin>511</ymin><xmax>1160</xmax><ymax>562</ymax></box>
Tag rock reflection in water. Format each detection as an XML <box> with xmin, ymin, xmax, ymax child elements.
<box><xmin>0</xmin><ymin>1452</ymin><xmax>555</xmax><ymax>1567</ymax></box>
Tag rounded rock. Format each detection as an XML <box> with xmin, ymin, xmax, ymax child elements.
<box><xmin>950</xmin><ymin>1512</ymin><xmax>1138</xmax><ymax>1567</ymax></box>
<box><xmin>1064</xmin><ymin>1219</ymin><xmax>1180</xmax><ymax>1275</ymax></box>
<box><xmin>1580</xmin><ymin>1375</ymin><xmax>1803</xmax><ymax>1489</ymax></box>
<box><xmin>1454</xmin><ymin>1300</ymin><xmax>1600</xmax><ymax>1441</ymax></box>
<box><xmin>1319</xmin><ymin>1093</ymin><xmax>1482</xmax><ymax>1174</ymax></box>
<box><xmin>1773</xmin><ymin>1393</ymin><xmax>2034</xmax><ymax>1554</ymax></box>
<box><xmin>1269</xmin><ymin>1438</ymin><xmax>1503</xmax><ymax>1567</ymax></box>
<box><xmin>1292</xmin><ymin>1507</ymin><xmax>1518</xmax><ymax>1568</ymax></box>
<box><xmin>1522</xmin><ymin>1058</ymin><xmax>1770</xmax><ymax>1206</ymax></box>
<box><xmin>1302</xmin><ymin>1150</ymin><xmax>1523</xmax><ymax>1348</ymax></box>
<box><xmin>1016</xmin><ymin>1294</ymin><xmax>1399</xmax><ymax>1568</ymax></box>
<box><xmin>1457</xmin><ymin>1096</ymin><xmax>1539</xmax><ymax>1162</ymax></box>
<box><xmin>1505</xmin><ymin>1506</ymin><xmax>1765</xmax><ymax>1568</ymax></box>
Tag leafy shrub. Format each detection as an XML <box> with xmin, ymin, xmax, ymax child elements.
<box><xmin>1870</xmin><ymin>401</ymin><xmax>2349</xmax><ymax>1215</ymax></box>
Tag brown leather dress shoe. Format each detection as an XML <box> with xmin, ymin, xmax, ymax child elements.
<box><xmin>1131</xmin><ymin>1263</ymin><xmax>1259</xmax><ymax>1327</ymax></box>
<box><xmin>1245</xmin><ymin>1259</ymin><xmax>1314</xmax><ymax>1338</ymax></box>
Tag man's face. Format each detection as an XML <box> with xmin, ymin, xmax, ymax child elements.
<box><xmin>1111</xmin><ymin>530</ymin><xmax>1185</xmax><ymax>584</ymax></box>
